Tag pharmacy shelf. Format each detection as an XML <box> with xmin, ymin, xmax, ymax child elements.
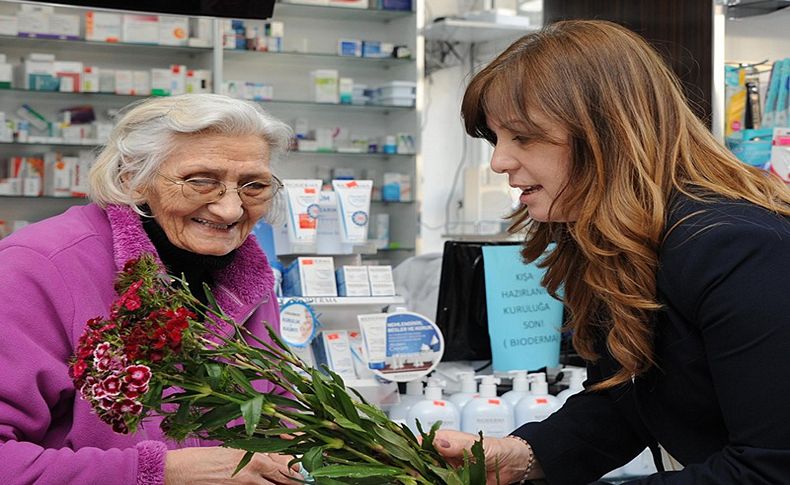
<box><xmin>0</xmin><ymin>34</ymin><xmax>211</xmax><ymax>56</ymax></box>
<box><xmin>0</xmin><ymin>141</ymin><xmax>101</xmax><ymax>149</ymax></box>
<box><xmin>286</xmin><ymin>151</ymin><xmax>414</xmax><ymax>159</ymax></box>
<box><xmin>274</xmin><ymin>3</ymin><xmax>414</xmax><ymax>22</ymax></box>
<box><xmin>224</xmin><ymin>49</ymin><xmax>414</xmax><ymax>67</ymax></box>
<box><xmin>258</xmin><ymin>98</ymin><xmax>414</xmax><ymax>112</ymax></box>
<box><xmin>0</xmin><ymin>194</ymin><xmax>88</xmax><ymax>200</ymax></box>
<box><xmin>371</xmin><ymin>199</ymin><xmax>415</xmax><ymax>204</ymax></box>
<box><xmin>0</xmin><ymin>87</ymin><xmax>150</xmax><ymax>101</ymax></box>
<box><xmin>278</xmin><ymin>296</ymin><xmax>405</xmax><ymax>307</ymax></box>
<box><xmin>421</xmin><ymin>18</ymin><xmax>537</xmax><ymax>43</ymax></box>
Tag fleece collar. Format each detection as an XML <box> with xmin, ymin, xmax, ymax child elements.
<box><xmin>104</xmin><ymin>204</ymin><xmax>274</xmax><ymax>322</ymax></box>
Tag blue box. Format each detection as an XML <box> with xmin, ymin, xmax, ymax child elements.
<box><xmin>380</xmin><ymin>0</ymin><xmax>412</xmax><ymax>11</ymax></box>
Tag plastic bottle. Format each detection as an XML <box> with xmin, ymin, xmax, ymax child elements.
<box><xmin>406</xmin><ymin>378</ymin><xmax>460</xmax><ymax>435</ymax></box>
<box><xmin>514</xmin><ymin>373</ymin><xmax>560</xmax><ymax>427</ymax></box>
<box><xmin>388</xmin><ymin>380</ymin><xmax>424</xmax><ymax>426</ymax></box>
<box><xmin>447</xmin><ymin>371</ymin><xmax>479</xmax><ymax>410</ymax></box>
<box><xmin>501</xmin><ymin>370</ymin><xmax>531</xmax><ymax>408</ymax></box>
<box><xmin>461</xmin><ymin>376</ymin><xmax>515</xmax><ymax>438</ymax></box>
<box><xmin>556</xmin><ymin>367</ymin><xmax>587</xmax><ymax>407</ymax></box>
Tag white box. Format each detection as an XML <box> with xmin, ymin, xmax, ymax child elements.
<box><xmin>284</xmin><ymin>257</ymin><xmax>338</xmax><ymax>297</ymax></box>
<box><xmin>54</xmin><ymin>61</ymin><xmax>83</xmax><ymax>93</ymax></box>
<box><xmin>311</xmin><ymin>330</ymin><xmax>357</xmax><ymax>380</ymax></box>
<box><xmin>82</xmin><ymin>66</ymin><xmax>100</xmax><ymax>92</ymax></box>
<box><xmin>114</xmin><ymin>70</ymin><xmax>133</xmax><ymax>95</ymax></box>
<box><xmin>17</xmin><ymin>9</ymin><xmax>49</xmax><ymax>37</ymax></box>
<box><xmin>0</xmin><ymin>15</ymin><xmax>18</xmax><ymax>36</ymax></box>
<box><xmin>336</xmin><ymin>266</ymin><xmax>371</xmax><ymax>297</ymax></box>
<box><xmin>49</xmin><ymin>14</ymin><xmax>80</xmax><ymax>40</ymax></box>
<box><xmin>132</xmin><ymin>70</ymin><xmax>150</xmax><ymax>95</ymax></box>
<box><xmin>189</xmin><ymin>17</ymin><xmax>213</xmax><ymax>46</ymax></box>
<box><xmin>186</xmin><ymin>69</ymin><xmax>211</xmax><ymax>93</ymax></box>
<box><xmin>170</xmin><ymin>64</ymin><xmax>186</xmax><ymax>95</ymax></box>
<box><xmin>329</xmin><ymin>0</ymin><xmax>369</xmax><ymax>8</ymax></box>
<box><xmin>44</xmin><ymin>152</ymin><xmax>73</xmax><ymax>197</ymax></box>
<box><xmin>158</xmin><ymin>15</ymin><xmax>188</xmax><ymax>45</ymax></box>
<box><xmin>85</xmin><ymin>11</ymin><xmax>122</xmax><ymax>42</ymax></box>
<box><xmin>70</xmin><ymin>151</ymin><xmax>93</xmax><ymax>197</ymax></box>
<box><xmin>367</xmin><ymin>265</ymin><xmax>396</xmax><ymax>296</ymax></box>
<box><xmin>122</xmin><ymin>15</ymin><xmax>159</xmax><ymax>44</ymax></box>
<box><xmin>151</xmin><ymin>68</ymin><xmax>171</xmax><ymax>96</ymax></box>
<box><xmin>311</xmin><ymin>69</ymin><xmax>339</xmax><ymax>104</ymax></box>
<box><xmin>23</xmin><ymin>53</ymin><xmax>56</xmax><ymax>90</ymax></box>
<box><xmin>99</xmin><ymin>69</ymin><xmax>115</xmax><ymax>93</ymax></box>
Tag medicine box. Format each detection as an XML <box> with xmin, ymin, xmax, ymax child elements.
<box><xmin>367</xmin><ymin>265</ymin><xmax>396</xmax><ymax>296</ymax></box>
<box><xmin>283</xmin><ymin>257</ymin><xmax>338</xmax><ymax>297</ymax></box>
<box><xmin>311</xmin><ymin>330</ymin><xmax>357</xmax><ymax>380</ymax></box>
<box><xmin>336</xmin><ymin>265</ymin><xmax>371</xmax><ymax>297</ymax></box>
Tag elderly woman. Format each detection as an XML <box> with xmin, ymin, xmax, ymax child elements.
<box><xmin>0</xmin><ymin>94</ymin><xmax>300</xmax><ymax>484</ymax></box>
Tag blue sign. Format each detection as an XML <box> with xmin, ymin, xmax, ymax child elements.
<box><xmin>482</xmin><ymin>245</ymin><xmax>563</xmax><ymax>371</ymax></box>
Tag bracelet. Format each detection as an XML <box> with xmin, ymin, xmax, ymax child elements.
<box><xmin>504</xmin><ymin>435</ymin><xmax>535</xmax><ymax>484</ymax></box>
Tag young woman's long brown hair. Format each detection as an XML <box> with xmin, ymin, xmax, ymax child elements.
<box><xmin>462</xmin><ymin>20</ymin><xmax>790</xmax><ymax>389</ymax></box>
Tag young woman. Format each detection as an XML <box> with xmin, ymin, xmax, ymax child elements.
<box><xmin>435</xmin><ymin>20</ymin><xmax>790</xmax><ymax>484</ymax></box>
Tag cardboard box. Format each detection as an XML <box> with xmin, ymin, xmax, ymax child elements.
<box><xmin>336</xmin><ymin>266</ymin><xmax>371</xmax><ymax>297</ymax></box>
<box><xmin>367</xmin><ymin>265</ymin><xmax>396</xmax><ymax>296</ymax></box>
<box><xmin>158</xmin><ymin>15</ymin><xmax>188</xmax><ymax>46</ymax></box>
<box><xmin>311</xmin><ymin>330</ymin><xmax>357</xmax><ymax>380</ymax></box>
<box><xmin>283</xmin><ymin>257</ymin><xmax>338</xmax><ymax>297</ymax></box>
<box><xmin>85</xmin><ymin>11</ymin><xmax>121</xmax><ymax>42</ymax></box>
<box><xmin>122</xmin><ymin>15</ymin><xmax>159</xmax><ymax>44</ymax></box>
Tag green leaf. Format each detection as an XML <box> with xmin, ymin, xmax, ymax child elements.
<box><xmin>205</xmin><ymin>363</ymin><xmax>223</xmax><ymax>388</ymax></box>
<box><xmin>302</xmin><ymin>445</ymin><xmax>325</xmax><ymax>472</ymax></box>
<box><xmin>323</xmin><ymin>406</ymin><xmax>365</xmax><ymax>434</ymax></box>
<box><xmin>232</xmin><ymin>451</ymin><xmax>254</xmax><ymax>477</ymax></box>
<box><xmin>309</xmin><ymin>464</ymin><xmax>402</xmax><ymax>478</ymax></box>
<box><xmin>240</xmin><ymin>395</ymin><xmax>263</xmax><ymax>437</ymax></box>
<box><xmin>327</xmin><ymin>379</ymin><xmax>362</xmax><ymax>426</ymax></box>
<box><xmin>197</xmin><ymin>402</ymin><xmax>242</xmax><ymax>431</ymax></box>
<box><xmin>226</xmin><ymin>366</ymin><xmax>258</xmax><ymax>395</ymax></box>
<box><xmin>223</xmin><ymin>437</ymin><xmax>295</xmax><ymax>453</ymax></box>
<box><xmin>469</xmin><ymin>433</ymin><xmax>486</xmax><ymax>485</ymax></box>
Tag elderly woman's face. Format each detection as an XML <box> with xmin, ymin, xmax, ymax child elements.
<box><xmin>144</xmin><ymin>133</ymin><xmax>272</xmax><ymax>256</ymax></box>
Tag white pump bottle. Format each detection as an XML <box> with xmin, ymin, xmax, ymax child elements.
<box><xmin>461</xmin><ymin>376</ymin><xmax>515</xmax><ymax>438</ymax></box>
<box><xmin>514</xmin><ymin>373</ymin><xmax>560</xmax><ymax>426</ymax></box>
<box><xmin>406</xmin><ymin>377</ymin><xmax>460</xmax><ymax>435</ymax></box>
<box><xmin>556</xmin><ymin>367</ymin><xmax>587</xmax><ymax>407</ymax></box>
<box><xmin>388</xmin><ymin>380</ymin><xmax>424</xmax><ymax>426</ymax></box>
<box><xmin>501</xmin><ymin>370</ymin><xmax>531</xmax><ymax>408</ymax></box>
<box><xmin>447</xmin><ymin>371</ymin><xmax>479</xmax><ymax>411</ymax></box>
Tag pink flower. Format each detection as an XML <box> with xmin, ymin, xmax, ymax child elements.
<box><xmin>93</xmin><ymin>342</ymin><xmax>111</xmax><ymax>360</ymax></box>
<box><xmin>123</xmin><ymin>365</ymin><xmax>151</xmax><ymax>388</ymax></box>
<box><xmin>92</xmin><ymin>383</ymin><xmax>109</xmax><ymax>399</ymax></box>
<box><xmin>101</xmin><ymin>375</ymin><xmax>122</xmax><ymax>396</ymax></box>
<box><xmin>112</xmin><ymin>399</ymin><xmax>143</xmax><ymax>416</ymax></box>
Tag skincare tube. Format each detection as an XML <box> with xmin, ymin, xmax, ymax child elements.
<box><xmin>283</xmin><ymin>179</ymin><xmax>322</xmax><ymax>245</ymax></box>
<box><xmin>358</xmin><ymin>313</ymin><xmax>388</xmax><ymax>370</ymax></box>
<box><xmin>332</xmin><ymin>179</ymin><xmax>372</xmax><ymax>244</ymax></box>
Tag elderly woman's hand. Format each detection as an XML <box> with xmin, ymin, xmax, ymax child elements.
<box><xmin>165</xmin><ymin>447</ymin><xmax>302</xmax><ymax>484</ymax></box>
<box><xmin>433</xmin><ymin>429</ymin><xmax>539</xmax><ymax>484</ymax></box>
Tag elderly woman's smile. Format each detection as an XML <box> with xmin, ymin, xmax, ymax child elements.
<box><xmin>144</xmin><ymin>133</ymin><xmax>273</xmax><ymax>256</ymax></box>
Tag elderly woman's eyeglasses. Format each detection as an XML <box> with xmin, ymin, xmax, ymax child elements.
<box><xmin>158</xmin><ymin>172</ymin><xmax>283</xmax><ymax>205</ymax></box>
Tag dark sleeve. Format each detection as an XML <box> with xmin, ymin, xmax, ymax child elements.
<box><xmin>513</xmin><ymin>360</ymin><xmax>648</xmax><ymax>485</ymax></box>
<box><xmin>626</xmin><ymin>206</ymin><xmax>790</xmax><ymax>484</ymax></box>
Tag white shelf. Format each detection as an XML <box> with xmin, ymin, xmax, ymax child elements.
<box><xmin>274</xmin><ymin>3</ymin><xmax>414</xmax><ymax>22</ymax></box>
<box><xmin>278</xmin><ymin>296</ymin><xmax>405</xmax><ymax>307</ymax></box>
<box><xmin>422</xmin><ymin>18</ymin><xmax>537</xmax><ymax>43</ymax></box>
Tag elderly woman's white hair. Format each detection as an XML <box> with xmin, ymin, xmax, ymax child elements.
<box><xmin>89</xmin><ymin>94</ymin><xmax>292</xmax><ymax>215</ymax></box>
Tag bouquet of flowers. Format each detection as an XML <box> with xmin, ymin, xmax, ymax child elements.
<box><xmin>69</xmin><ymin>254</ymin><xmax>488</xmax><ymax>485</ymax></box>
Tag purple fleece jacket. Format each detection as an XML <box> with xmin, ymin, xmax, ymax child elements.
<box><xmin>0</xmin><ymin>203</ymin><xmax>284</xmax><ymax>485</ymax></box>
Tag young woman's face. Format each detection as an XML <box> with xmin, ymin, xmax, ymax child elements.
<box><xmin>144</xmin><ymin>133</ymin><xmax>272</xmax><ymax>256</ymax></box>
<box><xmin>488</xmin><ymin>112</ymin><xmax>576</xmax><ymax>222</ymax></box>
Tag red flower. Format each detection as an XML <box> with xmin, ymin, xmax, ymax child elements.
<box><xmin>72</xmin><ymin>359</ymin><xmax>87</xmax><ymax>379</ymax></box>
<box><xmin>123</xmin><ymin>257</ymin><xmax>140</xmax><ymax>273</ymax></box>
<box><xmin>93</xmin><ymin>342</ymin><xmax>111</xmax><ymax>360</ymax></box>
<box><xmin>96</xmin><ymin>356</ymin><xmax>113</xmax><ymax>372</ymax></box>
<box><xmin>92</xmin><ymin>383</ymin><xmax>109</xmax><ymax>399</ymax></box>
<box><xmin>111</xmin><ymin>418</ymin><xmax>129</xmax><ymax>434</ymax></box>
<box><xmin>123</xmin><ymin>293</ymin><xmax>141</xmax><ymax>311</ymax></box>
<box><xmin>124</xmin><ymin>365</ymin><xmax>151</xmax><ymax>388</ymax></box>
<box><xmin>112</xmin><ymin>398</ymin><xmax>143</xmax><ymax>416</ymax></box>
<box><xmin>101</xmin><ymin>375</ymin><xmax>122</xmax><ymax>396</ymax></box>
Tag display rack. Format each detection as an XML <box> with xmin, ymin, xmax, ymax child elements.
<box><xmin>0</xmin><ymin>0</ymin><xmax>423</xmax><ymax>267</ymax></box>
